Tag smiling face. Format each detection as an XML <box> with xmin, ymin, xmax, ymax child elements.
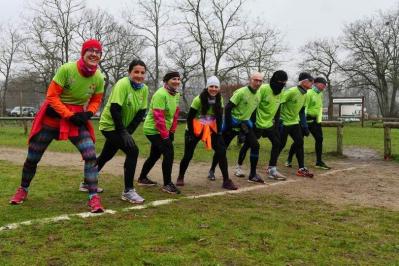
<box><xmin>83</xmin><ymin>48</ymin><xmax>102</xmax><ymax>68</ymax></box>
<box><xmin>207</xmin><ymin>85</ymin><xmax>220</xmax><ymax>97</ymax></box>
<box><xmin>167</xmin><ymin>77</ymin><xmax>181</xmax><ymax>90</ymax></box>
<box><xmin>129</xmin><ymin>65</ymin><xmax>146</xmax><ymax>84</ymax></box>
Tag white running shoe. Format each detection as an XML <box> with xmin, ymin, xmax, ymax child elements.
<box><xmin>121</xmin><ymin>189</ymin><xmax>145</xmax><ymax>204</ymax></box>
<box><xmin>267</xmin><ymin>166</ymin><xmax>287</xmax><ymax>181</ymax></box>
<box><xmin>234</xmin><ymin>165</ymin><xmax>245</xmax><ymax>177</ymax></box>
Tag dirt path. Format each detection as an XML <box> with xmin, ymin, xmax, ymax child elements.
<box><xmin>1</xmin><ymin>147</ymin><xmax>398</xmax><ymax>211</ymax></box>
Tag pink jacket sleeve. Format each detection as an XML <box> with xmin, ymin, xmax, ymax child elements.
<box><xmin>170</xmin><ymin>107</ymin><xmax>180</xmax><ymax>133</ymax></box>
<box><xmin>153</xmin><ymin>108</ymin><xmax>169</xmax><ymax>139</ymax></box>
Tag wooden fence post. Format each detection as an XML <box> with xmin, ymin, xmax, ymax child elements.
<box><xmin>337</xmin><ymin>125</ymin><xmax>343</xmax><ymax>156</ymax></box>
<box><xmin>384</xmin><ymin>126</ymin><xmax>391</xmax><ymax>160</ymax></box>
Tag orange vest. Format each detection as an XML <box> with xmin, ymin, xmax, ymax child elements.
<box><xmin>192</xmin><ymin>118</ymin><xmax>217</xmax><ymax>150</ymax></box>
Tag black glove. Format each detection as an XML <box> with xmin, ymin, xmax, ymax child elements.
<box><xmin>85</xmin><ymin>111</ymin><xmax>93</xmax><ymax>120</ymax></box>
<box><xmin>119</xmin><ymin>129</ymin><xmax>134</xmax><ymax>149</ymax></box>
<box><xmin>69</xmin><ymin>112</ymin><xmax>86</xmax><ymax>126</ymax></box>
<box><xmin>69</xmin><ymin>111</ymin><xmax>93</xmax><ymax>126</ymax></box>
<box><xmin>302</xmin><ymin>127</ymin><xmax>310</xmax><ymax>137</ymax></box>
<box><xmin>169</xmin><ymin>132</ymin><xmax>174</xmax><ymax>142</ymax></box>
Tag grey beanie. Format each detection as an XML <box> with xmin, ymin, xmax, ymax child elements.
<box><xmin>206</xmin><ymin>76</ymin><xmax>220</xmax><ymax>87</ymax></box>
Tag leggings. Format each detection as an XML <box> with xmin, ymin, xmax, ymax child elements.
<box><xmin>238</xmin><ymin>127</ymin><xmax>281</xmax><ymax>167</ymax></box>
<box><xmin>210</xmin><ymin>127</ymin><xmax>260</xmax><ymax>177</ymax></box>
<box><xmin>97</xmin><ymin>130</ymin><xmax>139</xmax><ymax>190</ymax></box>
<box><xmin>139</xmin><ymin>134</ymin><xmax>174</xmax><ymax>186</ymax></box>
<box><xmin>179</xmin><ymin>130</ymin><xmax>229</xmax><ymax>181</ymax></box>
<box><xmin>288</xmin><ymin>122</ymin><xmax>323</xmax><ymax>163</ymax></box>
<box><xmin>280</xmin><ymin>124</ymin><xmax>304</xmax><ymax>168</ymax></box>
<box><xmin>21</xmin><ymin>125</ymin><xmax>98</xmax><ymax>194</ymax></box>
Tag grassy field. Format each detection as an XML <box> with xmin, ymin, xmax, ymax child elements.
<box><xmin>1</xmin><ymin>121</ymin><xmax>399</xmax><ymax>265</ymax></box>
<box><xmin>0</xmin><ymin>120</ymin><xmax>398</xmax><ymax>165</ymax></box>
<box><xmin>1</xmin><ymin>160</ymin><xmax>399</xmax><ymax>265</ymax></box>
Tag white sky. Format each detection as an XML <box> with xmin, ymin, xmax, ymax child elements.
<box><xmin>1</xmin><ymin>0</ymin><xmax>398</xmax><ymax>78</ymax></box>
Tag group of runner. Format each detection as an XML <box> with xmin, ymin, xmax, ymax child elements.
<box><xmin>8</xmin><ymin>39</ymin><xmax>330</xmax><ymax>213</ymax></box>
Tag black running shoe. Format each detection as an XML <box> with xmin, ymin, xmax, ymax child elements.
<box><xmin>137</xmin><ymin>177</ymin><xmax>158</xmax><ymax>186</ymax></box>
<box><xmin>248</xmin><ymin>174</ymin><xmax>265</xmax><ymax>184</ymax></box>
<box><xmin>162</xmin><ymin>182</ymin><xmax>181</xmax><ymax>194</ymax></box>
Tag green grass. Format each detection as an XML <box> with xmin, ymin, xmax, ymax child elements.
<box><xmin>1</xmin><ymin>121</ymin><xmax>399</xmax><ymax>165</ymax></box>
<box><xmin>0</xmin><ymin>160</ymin><xmax>398</xmax><ymax>265</ymax></box>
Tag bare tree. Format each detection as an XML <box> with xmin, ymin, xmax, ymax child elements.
<box><xmin>0</xmin><ymin>26</ymin><xmax>23</xmax><ymax>115</ymax></box>
<box><xmin>178</xmin><ymin>0</ymin><xmax>209</xmax><ymax>85</ymax></box>
<box><xmin>339</xmin><ymin>9</ymin><xmax>399</xmax><ymax>117</ymax></box>
<box><xmin>299</xmin><ymin>38</ymin><xmax>341</xmax><ymax>119</ymax></box>
<box><xmin>178</xmin><ymin>0</ymin><xmax>256</xmax><ymax>84</ymax></box>
<box><xmin>205</xmin><ymin>0</ymin><xmax>256</xmax><ymax>80</ymax></box>
<box><xmin>166</xmin><ymin>42</ymin><xmax>201</xmax><ymax>110</ymax></box>
<box><xmin>23</xmin><ymin>0</ymin><xmax>84</xmax><ymax>90</ymax></box>
<box><xmin>77</xmin><ymin>8</ymin><xmax>145</xmax><ymax>100</ymax></box>
<box><xmin>127</xmin><ymin>0</ymin><xmax>169</xmax><ymax>90</ymax></box>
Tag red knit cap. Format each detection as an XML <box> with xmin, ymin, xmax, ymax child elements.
<box><xmin>81</xmin><ymin>39</ymin><xmax>102</xmax><ymax>57</ymax></box>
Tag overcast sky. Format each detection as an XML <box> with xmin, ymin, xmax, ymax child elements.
<box><xmin>0</xmin><ymin>0</ymin><xmax>398</xmax><ymax>78</ymax></box>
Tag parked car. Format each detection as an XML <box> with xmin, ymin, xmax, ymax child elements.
<box><xmin>10</xmin><ymin>106</ymin><xmax>37</xmax><ymax>117</ymax></box>
<box><xmin>5</xmin><ymin>108</ymin><xmax>12</xmax><ymax>116</ymax></box>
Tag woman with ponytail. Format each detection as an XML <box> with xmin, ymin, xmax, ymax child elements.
<box><xmin>96</xmin><ymin>59</ymin><xmax>148</xmax><ymax>204</ymax></box>
<box><xmin>176</xmin><ymin>76</ymin><xmax>238</xmax><ymax>190</ymax></box>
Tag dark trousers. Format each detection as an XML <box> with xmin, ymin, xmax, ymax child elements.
<box><xmin>288</xmin><ymin>122</ymin><xmax>323</xmax><ymax>163</ymax></box>
<box><xmin>238</xmin><ymin>127</ymin><xmax>281</xmax><ymax>167</ymax></box>
<box><xmin>210</xmin><ymin>127</ymin><xmax>260</xmax><ymax>177</ymax></box>
<box><xmin>280</xmin><ymin>124</ymin><xmax>305</xmax><ymax>168</ymax></box>
<box><xmin>179</xmin><ymin>130</ymin><xmax>229</xmax><ymax>181</ymax></box>
<box><xmin>139</xmin><ymin>134</ymin><xmax>174</xmax><ymax>186</ymax></box>
<box><xmin>97</xmin><ymin>130</ymin><xmax>139</xmax><ymax>190</ymax></box>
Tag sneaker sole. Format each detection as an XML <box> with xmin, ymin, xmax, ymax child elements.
<box><xmin>10</xmin><ymin>200</ymin><xmax>24</xmax><ymax>205</ymax></box>
<box><xmin>137</xmin><ymin>183</ymin><xmax>157</xmax><ymax>187</ymax></box>
<box><xmin>222</xmin><ymin>185</ymin><xmax>238</xmax><ymax>190</ymax></box>
<box><xmin>79</xmin><ymin>188</ymin><xmax>104</xmax><ymax>193</ymax></box>
<box><xmin>268</xmin><ymin>175</ymin><xmax>287</xmax><ymax>181</ymax></box>
<box><xmin>247</xmin><ymin>179</ymin><xmax>265</xmax><ymax>184</ymax></box>
<box><xmin>315</xmin><ymin>166</ymin><xmax>331</xmax><ymax>170</ymax></box>
<box><xmin>161</xmin><ymin>188</ymin><xmax>180</xmax><ymax>194</ymax></box>
<box><xmin>121</xmin><ymin>196</ymin><xmax>144</xmax><ymax>204</ymax></box>
<box><xmin>296</xmin><ymin>174</ymin><xmax>314</xmax><ymax>178</ymax></box>
<box><xmin>90</xmin><ymin>208</ymin><xmax>104</xmax><ymax>213</ymax></box>
<box><xmin>234</xmin><ymin>174</ymin><xmax>245</xmax><ymax>178</ymax></box>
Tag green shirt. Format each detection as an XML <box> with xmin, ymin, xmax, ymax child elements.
<box><xmin>255</xmin><ymin>84</ymin><xmax>281</xmax><ymax>129</ymax></box>
<box><xmin>53</xmin><ymin>62</ymin><xmax>104</xmax><ymax>105</ymax></box>
<box><xmin>143</xmin><ymin>87</ymin><xmax>180</xmax><ymax>135</ymax></box>
<box><xmin>280</xmin><ymin>86</ymin><xmax>307</xmax><ymax>126</ymax></box>
<box><xmin>99</xmin><ymin>77</ymin><xmax>149</xmax><ymax>131</ymax></box>
<box><xmin>190</xmin><ymin>95</ymin><xmax>224</xmax><ymax>118</ymax></box>
<box><xmin>230</xmin><ymin>86</ymin><xmax>260</xmax><ymax>121</ymax></box>
<box><xmin>305</xmin><ymin>88</ymin><xmax>323</xmax><ymax>123</ymax></box>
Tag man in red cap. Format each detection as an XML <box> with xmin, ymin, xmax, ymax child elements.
<box><xmin>9</xmin><ymin>39</ymin><xmax>105</xmax><ymax>213</ymax></box>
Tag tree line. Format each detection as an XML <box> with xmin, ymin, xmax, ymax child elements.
<box><xmin>0</xmin><ymin>0</ymin><xmax>398</xmax><ymax>118</ymax></box>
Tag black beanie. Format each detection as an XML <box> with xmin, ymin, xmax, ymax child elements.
<box><xmin>270</xmin><ymin>70</ymin><xmax>288</xmax><ymax>83</ymax></box>
<box><xmin>163</xmin><ymin>71</ymin><xmax>180</xmax><ymax>82</ymax></box>
<box><xmin>314</xmin><ymin>77</ymin><xmax>327</xmax><ymax>85</ymax></box>
<box><xmin>298</xmin><ymin>72</ymin><xmax>314</xmax><ymax>82</ymax></box>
